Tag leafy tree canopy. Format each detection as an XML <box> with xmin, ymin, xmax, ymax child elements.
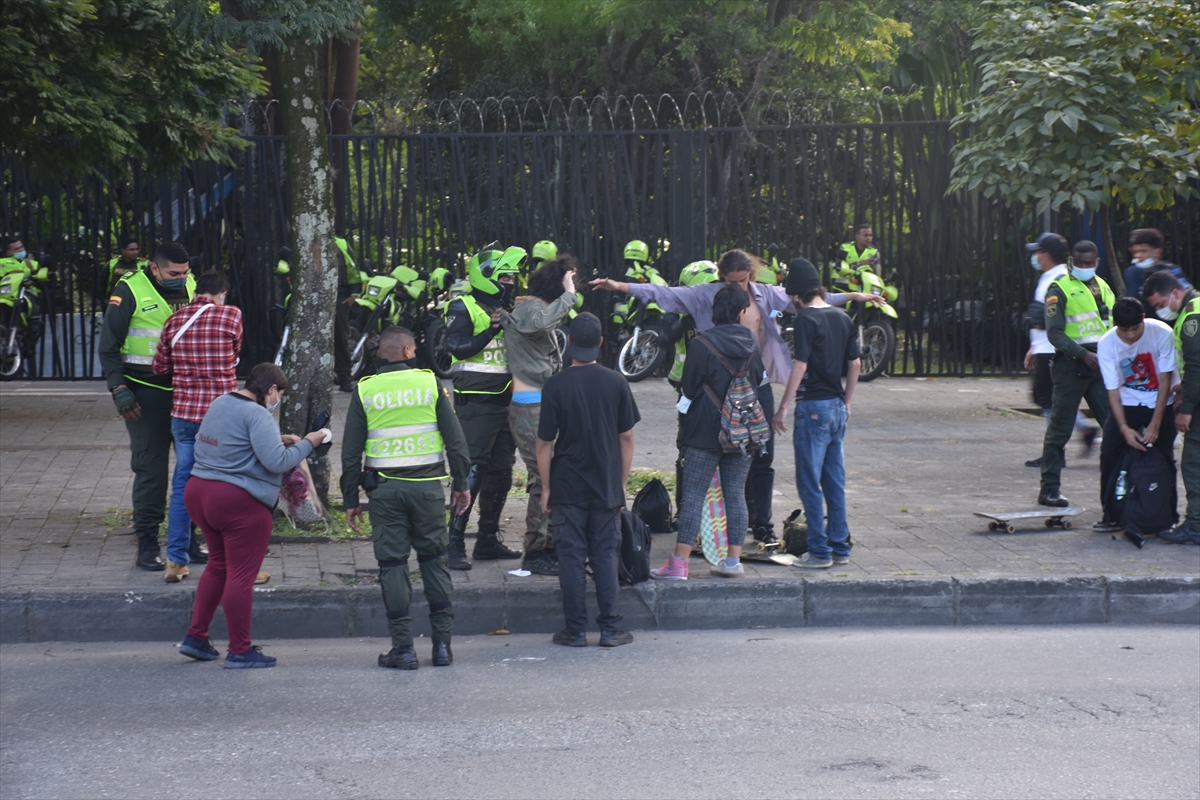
<box><xmin>949</xmin><ymin>0</ymin><xmax>1200</xmax><ymax>213</ymax></box>
<box><xmin>0</xmin><ymin>0</ymin><xmax>263</xmax><ymax>174</ymax></box>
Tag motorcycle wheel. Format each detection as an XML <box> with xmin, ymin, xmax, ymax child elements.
<box><xmin>858</xmin><ymin>317</ymin><xmax>895</xmax><ymax>382</ymax></box>
<box><xmin>348</xmin><ymin>320</ymin><xmax>375</xmax><ymax>381</ymax></box>
<box><xmin>617</xmin><ymin>324</ymin><xmax>668</xmax><ymax>382</ymax></box>
<box><xmin>0</xmin><ymin>327</ymin><xmax>22</xmax><ymax>381</ymax></box>
<box><xmin>555</xmin><ymin>327</ymin><xmax>568</xmax><ymax>358</ymax></box>
<box><xmin>422</xmin><ymin>317</ymin><xmax>454</xmax><ymax>380</ymax></box>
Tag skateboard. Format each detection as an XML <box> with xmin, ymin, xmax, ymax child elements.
<box><xmin>696</xmin><ymin>468</ymin><xmax>728</xmax><ymax>566</ymax></box>
<box><xmin>973</xmin><ymin>507</ymin><xmax>1084</xmax><ymax>533</ymax></box>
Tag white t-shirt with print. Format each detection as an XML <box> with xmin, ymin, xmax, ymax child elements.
<box><xmin>1097</xmin><ymin>318</ymin><xmax>1177</xmax><ymax>408</ymax></box>
<box><xmin>1030</xmin><ymin>264</ymin><xmax>1069</xmax><ymax>355</ymax></box>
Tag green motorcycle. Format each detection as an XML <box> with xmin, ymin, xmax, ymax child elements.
<box><xmin>831</xmin><ymin>253</ymin><xmax>899</xmax><ymax>382</ymax></box>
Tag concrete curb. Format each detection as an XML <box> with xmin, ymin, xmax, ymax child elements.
<box><xmin>2</xmin><ymin>575</ymin><xmax>1197</xmax><ymax>643</ymax></box>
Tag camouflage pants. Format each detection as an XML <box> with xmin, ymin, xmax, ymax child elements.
<box><xmin>509</xmin><ymin>402</ymin><xmax>551</xmax><ymax>553</ymax></box>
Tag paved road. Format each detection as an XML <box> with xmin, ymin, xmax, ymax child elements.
<box><xmin>3</xmin><ymin>626</ymin><xmax>1197</xmax><ymax>799</ymax></box>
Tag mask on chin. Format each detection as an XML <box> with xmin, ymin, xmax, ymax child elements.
<box><xmin>1133</xmin><ymin>257</ymin><xmax>1156</xmax><ymax>269</ymax></box>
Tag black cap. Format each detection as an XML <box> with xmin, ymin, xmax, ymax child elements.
<box><xmin>785</xmin><ymin>257</ymin><xmax>821</xmax><ymax>295</ymax></box>
<box><xmin>1025</xmin><ymin>232</ymin><xmax>1069</xmax><ymax>262</ymax></box>
<box><xmin>564</xmin><ymin>312</ymin><xmax>602</xmax><ymax>363</ymax></box>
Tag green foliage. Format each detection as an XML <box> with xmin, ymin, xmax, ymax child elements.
<box><xmin>0</xmin><ymin>0</ymin><xmax>263</xmax><ymax>175</ymax></box>
<box><xmin>949</xmin><ymin>0</ymin><xmax>1200</xmax><ymax>213</ymax></box>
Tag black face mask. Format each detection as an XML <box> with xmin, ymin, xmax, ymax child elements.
<box><xmin>498</xmin><ymin>282</ymin><xmax>515</xmax><ymax>309</ymax></box>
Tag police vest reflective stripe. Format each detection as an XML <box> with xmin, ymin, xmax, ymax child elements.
<box><xmin>359</xmin><ymin>370</ymin><xmax>444</xmax><ymax>469</ymax></box>
<box><xmin>1052</xmin><ymin>274</ymin><xmax>1114</xmax><ymax>345</ymax></box>
<box><xmin>119</xmin><ymin>270</ymin><xmax>196</xmax><ymax>364</ymax></box>
<box><xmin>450</xmin><ymin>295</ymin><xmax>509</xmax><ymax>376</ymax></box>
<box><xmin>335</xmin><ymin>237</ymin><xmax>361</xmax><ymax>286</ymax></box>
<box><xmin>669</xmin><ymin>337</ymin><xmax>687</xmax><ymax>382</ymax></box>
<box><xmin>841</xmin><ymin>243</ymin><xmax>879</xmax><ymax>266</ymax></box>
<box><xmin>1173</xmin><ymin>294</ymin><xmax>1200</xmax><ymax>380</ymax></box>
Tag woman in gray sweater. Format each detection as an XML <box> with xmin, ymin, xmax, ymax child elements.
<box><xmin>178</xmin><ymin>363</ymin><xmax>327</xmax><ymax>669</ymax></box>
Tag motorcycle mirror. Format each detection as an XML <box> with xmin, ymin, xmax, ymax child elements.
<box><xmin>277</xmin><ymin>245</ymin><xmax>292</xmax><ymax>261</ymax></box>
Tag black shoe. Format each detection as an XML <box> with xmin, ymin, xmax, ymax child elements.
<box><xmin>136</xmin><ymin>537</ymin><xmax>165</xmax><ymax>571</ymax></box>
<box><xmin>523</xmin><ymin>550</ymin><xmax>559</xmax><ymax>576</ymax></box>
<box><xmin>1160</xmin><ymin>525</ymin><xmax>1200</xmax><ymax>545</ymax></box>
<box><xmin>553</xmin><ymin>629</ymin><xmax>587</xmax><ymax>647</ymax></box>
<box><xmin>599</xmin><ymin>629</ymin><xmax>633</xmax><ymax>648</ymax></box>
<box><xmin>378</xmin><ymin>645</ymin><xmax>419</xmax><ymax>670</ymax></box>
<box><xmin>188</xmin><ymin>534</ymin><xmax>209</xmax><ymax>564</ymax></box>
<box><xmin>473</xmin><ymin>532</ymin><xmax>522</xmax><ymax>560</ymax></box>
<box><xmin>338</xmin><ymin>380</ymin><xmax>354</xmax><ymax>392</ymax></box>
<box><xmin>752</xmin><ymin>526</ymin><xmax>779</xmax><ymax>546</ymax></box>
<box><xmin>432</xmin><ymin>641</ymin><xmax>453</xmax><ymax>666</ymax></box>
<box><xmin>1024</xmin><ymin>457</ymin><xmax>1042</xmax><ymax>468</ymax></box>
<box><xmin>1093</xmin><ymin>520</ymin><xmax>1122</xmax><ymax>534</ymax></box>
<box><xmin>447</xmin><ymin>532</ymin><xmax>472</xmax><ymax>571</ymax></box>
<box><xmin>1082</xmin><ymin>426</ymin><xmax>1099</xmax><ymax>455</ymax></box>
<box><xmin>1037</xmin><ymin>490</ymin><xmax>1070</xmax><ymax>508</ymax></box>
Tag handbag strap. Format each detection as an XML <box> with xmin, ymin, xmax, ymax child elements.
<box><xmin>695</xmin><ymin>335</ymin><xmax>753</xmax><ymax>410</ymax></box>
<box><xmin>170</xmin><ymin>302</ymin><xmax>214</xmax><ymax>347</ymax></box>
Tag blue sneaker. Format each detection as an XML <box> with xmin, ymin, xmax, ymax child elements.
<box><xmin>224</xmin><ymin>645</ymin><xmax>277</xmax><ymax>669</ymax></box>
<box><xmin>178</xmin><ymin>635</ymin><xmax>220</xmax><ymax>661</ymax></box>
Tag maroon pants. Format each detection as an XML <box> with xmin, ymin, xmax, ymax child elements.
<box><xmin>184</xmin><ymin>477</ymin><xmax>272</xmax><ymax>655</ymax></box>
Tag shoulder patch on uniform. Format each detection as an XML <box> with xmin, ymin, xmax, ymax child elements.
<box><xmin>1045</xmin><ymin>295</ymin><xmax>1058</xmax><ymax>304</ymax></box>
<box><xmin>1185</xmin><ymin>318</ymin><xmax>1198</xmax><ymax>338</ymax></box>
<box><xmin>108</xmin><ymin>296</ymin><xmax>122</xmax><ymax>306</ymax></box>
<box><xmin>1046</xmin><ymin>300</ymin><xmax>1058</xmax><ymax>316</ymax></box>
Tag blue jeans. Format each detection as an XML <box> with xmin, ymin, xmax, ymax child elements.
<box><xmin>793</xmin><ymin>398</ymin><xmax>850</xmax><ymax>560</ymax></box>
<box><xmin>167</xmin><ymin>418</ymin><xmax>200</xmax><ymax>565</ymax></box>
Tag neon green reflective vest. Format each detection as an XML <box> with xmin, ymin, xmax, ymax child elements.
<box><xmin>1171</xmin><ymin>292</ymin><xmax>1200</xmax><ymax>381</ymax></box>
<box><xmin>755</xmin><ymin>260</ymin><xmax>781</xmax><ymax>285</ymax></box>
<box><xmin>358</xmin><ymin>369</ymin><xmax>445</xmax><ymax>472</ymax></box>
<box><xmin>119</xmin><ymin>270</ymin><xmax>196</xmax><ymax>365</ymax></box>
<box><xmin>1050</xmin><ymin>273</ymin><xmax>1115</xmax><ymax>346</ymax></box>
<box><xmin>450</xmin><ymin>295</ymin><xmax>509</xmax><ymax>382</ymax></box>
<box><xmin>109</xmin><ymin>257</ymin><xmax>148</xmax><ymax>292</ymax></box>
<box><xmin>0</xmin><ymin>256</ymin><xmax>46</xmax><ymax>282</ymax></box>
<box><xmin>335</xmin><ymin>237</ymin><xmax>361</xmax><ymax>286</ymax></box>
<box><xmin>840</xmin><ymin>242</ymin><xmax>879</xmax><ymax>267</ymax></box>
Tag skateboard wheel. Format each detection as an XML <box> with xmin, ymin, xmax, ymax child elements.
<box><xmin>1005</xmin><ymin>524</ymin><xmax>1016</xmax><ymax>533</ymax></box>
<box><xmin>1045</xmin><ymin>518</ymin><xmax>1056</xmax><ymax>527</ymax></box>
<box><xmin>1062</xmin><ymin>520</ymin><xmax>1072</xmax><ymax>529</ymax></box>
<box><xmin>988</xmin><ymin>522</ymin><xmax>997</xmax><ymax>531</ymax></box>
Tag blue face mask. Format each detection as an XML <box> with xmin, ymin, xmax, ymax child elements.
<box><xmin>160</xmin><ymin>277</ymin><xmax>187</xmax><ymax>291</ymax></box>
<box><xmin>1133</xmin><ymin>257</ymin><xmax>1156</xmax><ymax>269</ymax></box>
<box><xmin>1030</xmin><ymin>254</ymin><xmax>1041</xmax><ymax>270</ymax></box>
<box><xmin>1071</xmin><ymin>266</ymin><xmax>1096</xmax><ymax>282</ymax></box>
<box><xmin>13</xmin><ymin>251</ymin><xmax>26</xmax><ymax>261</ymax></box>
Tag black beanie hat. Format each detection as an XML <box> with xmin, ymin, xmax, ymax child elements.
<box><xmin>785</xmin><ymin>257</ymin><xmax>821</xmax><ymax>295</ymax></box>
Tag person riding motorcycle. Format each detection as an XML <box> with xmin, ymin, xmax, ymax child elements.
<box><xmin>839</xmin><ymin>224</ymin><xmax>879</xmax><ymax>275</ymax></box>
<box><xmin>442</xmin><ymin>245</ymin><xmax>527</xmax><ymax>570</ymax></box>
<box><xmin>0</xmin><ymin>236</ymin><xmax>48</xmax><ymax>377</ymax></box>
<box><xmin>611</xmin><ymin>239</ymin><xmax>668</xmax><ymax>328</ymax></box>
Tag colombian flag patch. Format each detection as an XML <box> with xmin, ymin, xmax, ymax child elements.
<box><xmin>108</xmin><ymin>296</ymin><xmax>122</xmax><ymax>306</ymax></box>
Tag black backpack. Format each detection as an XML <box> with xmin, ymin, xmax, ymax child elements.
<box><xmin>618</xmin><ymin>509</ymin><xmax>651</xmax><ymax>585</ymax></box>
<box><xmin>1108</xmin><ymin>446</ymin><xmax>1177</xmax><ymax>536</ymax></box>
<box><xmin>632</xmin><ymin>478</ymin><xmax>672</xmax><ymax>533</ymax></box>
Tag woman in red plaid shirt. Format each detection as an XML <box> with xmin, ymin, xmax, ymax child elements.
<box><xmin>152</xmin><ymin>271</ymin><xmax>243</xmax><ymax>582</ymax></box>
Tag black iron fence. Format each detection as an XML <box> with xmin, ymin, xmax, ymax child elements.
<box><xmin>3</xmin><ymin>119</ymin><xmax>1196</xmax><ymax>378</ymax></box>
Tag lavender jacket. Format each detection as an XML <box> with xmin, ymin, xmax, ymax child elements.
<box><xmin>626</xmin><ymin>281</ymin><xmax>850</xmax><ymax>384</ymax></box>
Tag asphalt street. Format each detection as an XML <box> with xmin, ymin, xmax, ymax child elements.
<box><xmin>2</xmin><ymin>626</ymin><xmax>1197</xmax><ymax>799</ymax></box>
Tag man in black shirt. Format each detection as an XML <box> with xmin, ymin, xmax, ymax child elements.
<box><xmin>773</xmin><ymin>259</ymin><xmax>861</xmax><ymax>569</ymax></box>
<box><xmin>537</xmin><ymin>313</ymin><xmax>640</xmax><ymax>648</ymax></box>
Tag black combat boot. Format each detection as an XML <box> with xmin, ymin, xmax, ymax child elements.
<box><xmin>447</xmin><ymin>530</ymin><xmax>472</xmax><ymax>571</ymax></box>
<box><xmin>472</xmin><ymin>526</ymin><xmax>522</xmax><ymax>560</ymax></box>
<box><xmin>136</xmin><ymin>535</ymin><xmax>165</xmax><ymax>571</ymax></box>
<box><xmin>432</xmin><ymin>641</ymin><xmax>453</xmax><ymax>666</ymax></box>
<box><xmin>378</xmin><ymin>645</ymin><xmax>419</xmax><ymax>670</ymax></box>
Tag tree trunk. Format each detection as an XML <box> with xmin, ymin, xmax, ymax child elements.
<box><xmin>274</xmin><ymin>35</ymin><xmax>338</xmax><ymax>502</ymax></box>
<box><xmin>1098</xmin><ymin>205</ymin><xmax>1126</xmax><ymax>297</ymax></box>
<box><xmin>329</xmin><ymin>24</ymin><xmax>361</xmax><ymax>233</ymax></box>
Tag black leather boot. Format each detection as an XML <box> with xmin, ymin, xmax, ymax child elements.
<box><xmin>447</xmin><ymin>530</ymin><xmax>472</xmax><ymax>571</ymax></box>
<box><xmin>136</xmin><ymin>535</ymin><xmax>165</xmax><ymax>571</ymax></box>
<box><xmin>473</xmin><ymin>527</ymin><xmax>522</xmax><ymax>560</ymax></box>
<box><xmin>432</xmin><ymin>641</ymin><xmax>453</xmax><ymax>666</ymax></box>
<box><xmin>378</xmin><ymin>645</ymin><xmax>419</xmax><ymax>670</ymax></box>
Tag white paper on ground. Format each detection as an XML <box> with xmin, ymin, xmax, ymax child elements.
<box><xmin>508</xmin><ymin>569</ymin><xmax>532</xmax><ymax>577</ymax></box>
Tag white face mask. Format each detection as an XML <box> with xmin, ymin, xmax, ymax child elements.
<box><xmin>266</xmin><ymin>387</ymin><xmax>280</xmax><ymax>411</ymax></box>
<box><xmin>1156</xmin><ymin>303</ymin><xmax>1179</xmax><ymax>322</ymax></box>
<box><xmin>1133</xmin><ymin>257</ymin><xmax>1156</xmax><ymax>269</ymax></box>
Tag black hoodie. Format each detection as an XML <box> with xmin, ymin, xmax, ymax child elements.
<box><xmin>680</xmin><ymin>323</ymin><xmax>765</xmax><ymax>453</ymax></box>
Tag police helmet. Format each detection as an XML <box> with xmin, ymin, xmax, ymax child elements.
<box><xmin>531</xmin><ymin>240</ymin><xmax>558</xmax><ymax>263</ymax></box>
<box><xmin>623</xmin><ymin>239</ymin><xmax>650</xmax><ymax>264</ymax></box>
<box><xmin>467</xmin><ymin>246</ymin><xmax>526</xmax><ymax>297</ymax></box>
<box><xmin>679</xmin><ymin>260</ymin><xmax>718</xmax><ymax>287</ymax></box>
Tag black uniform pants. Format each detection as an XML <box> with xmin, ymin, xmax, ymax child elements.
<box><xmin>124</xmin><ymin>381</ymin><xmax>175</xmax><ymax>541</ymax></box>
<box><xmin>1040</xmin><ymin>356</ymin><xmax>1110</xmax><ymax>494</ymax></box>
<box><xmin>455</xmin><ymin>397</ymin><xmax>516</xmax><ymax>535</ymax></box>
<box><xmin>745</xmin><ymin>383</ymin><xmax>776</xmax><ymax>534</ymax></box>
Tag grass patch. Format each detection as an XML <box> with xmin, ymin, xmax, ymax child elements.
<box><xmin>98</xmin><ymin>507</ymin><xmax>133</xmax><ymax>531</ymax></box>
<box><xmin>628</xmin><ymin>468</ymin><xmax>675</xmax><ymax>495</ymax></box>
<box><xmin>272</xmin><ymin>505</ymin><xmax>368</xmax><ymax>540</ymax></box>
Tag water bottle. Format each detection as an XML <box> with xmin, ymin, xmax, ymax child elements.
<box><xmin>1115</xmin><ymin>469</ymin><xmax>1128</xmax><ymax>501</ymax></box>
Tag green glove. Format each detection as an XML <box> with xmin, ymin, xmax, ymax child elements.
<box><xmin>112</xmin><ymin>386</ymin><xmax>137</xmax><ymax>415</ymax></box>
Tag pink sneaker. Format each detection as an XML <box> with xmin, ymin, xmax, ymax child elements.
<box><xmin>651</xmin><ymin>555</ymin><xmax>688</xmax><ymax>580</ymax></box>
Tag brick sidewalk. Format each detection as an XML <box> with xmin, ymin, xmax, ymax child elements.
<box><xmin>2</xmin><ymin>376</ymin><xmax>1196</xmax><ymax>596</ymax></box>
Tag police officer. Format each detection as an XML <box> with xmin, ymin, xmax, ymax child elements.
<box><xmin>1034</xmin><ymin>235</ymin><xmax>1114</xmax><ymax>508</ymax></box>
<box><xmin>840</xmin><ymin>224</ymin><xmax>879</xmax><ymax>273</ymax></box>
<box><xmin>342</xmin><ymin>326</ymin><xmax>471</xmax><ymax>669</ymax></box>
<box><xmin>333</xmin><ymin>234</ymin><xmax>363</xmax><ymax>392</ymax></box>
<box><xmin>108</xmin><ymin>237</ymin><xmax>148</xmax><ymax>294</ymax></box>
<box><xmin>443</xmin><ymin>246</ymin><xmax>526</xmax><ymax>569</ymax></box>
<box><xmin>1144</xmin><ymin>272</ymin><xmax>1200</xmax><ymax>543</ymax></box>
<box><xmin>100</xmin><ymin>241</ymin><xmax>196</xmax><ymax>570</ymax></box>
<box><xmin>0</xmin><ymin>236</ymin><xmax>48</xmax><ymax>377</ymax></box>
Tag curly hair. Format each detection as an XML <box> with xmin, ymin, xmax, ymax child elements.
<box><xmin>716</xmin><ymin>249</ymin><xmax>761</xmax><ymax>280</ymax></box>
<box><xmin>526</xmin><ymin>254</ymin><xmax>577</xmax><ymax>304</ymax></box>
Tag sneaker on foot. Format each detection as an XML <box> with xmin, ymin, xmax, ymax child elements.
<box><xmin>523</xmin><ymin>550</ymin><xmax>559</xmax><ymax>576</ymax></box>
<box><xmin>1038</xmin><ymin>490</ymin><xmax>1070</xmax><ymax>508</ymax></box>
<box><xmin>552</xmin><ymin>629</ymin><xmax>587</xmax><ymax>647</ymax></box>
<box><xmin>224</xmin><ymin>645</ymin><xmax>276</xmax><ymax>669</ymax></box>
<box><xmin>752</xmin><ymin>526</ymin><xmax>779</xmax><ymax>546</ymax></box>
<box><xmin>710</xmin><ymin>559</ymin><xmax>745</xmax><ymax>577</ymax></box>
<box><xmin>650</xmin><ymin>556</ymin><xmax>688</xmax><ymax>580</ymax></box>
<box><xmin>599</xmin><ymin>629</ymin><xmax>633</xmax><ymax>647</ymax></box>
<box><xmin>378</xmin><ymin>645</ymin><xmax>419</xmax><ymax>669</ymax></box>
<box><xmin>254</xmin><ymin>572</ymin><xmax>270</xmax><ymax>585</ymax></box>
<box><xmin>178</xmin><ymin>635</ymin><xmax>220</xmax><ymax>661</ymax></box>
<box><xmin>1092</xmin><ymin>520</ymin><xmax>1123</xmax><ymax>533</ymax></box>
<box><xmin>164</xmin><ymin>562</ymin><xmax>190</xmax><ymax>583</ymax></box>
<box><xmin>1160</xmin><ymin>525</ymin><xmax>1200</xmax><ymax>545</ymax></box>
<box><xmin>832</xmin><ymin>554</ymin><xmax>850</xmax><ymax>565</ymax></box>
<box><xmin>794</xmin><ymin>553</ymin><xmax>833</xmax><ymax>569</ymax></box>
